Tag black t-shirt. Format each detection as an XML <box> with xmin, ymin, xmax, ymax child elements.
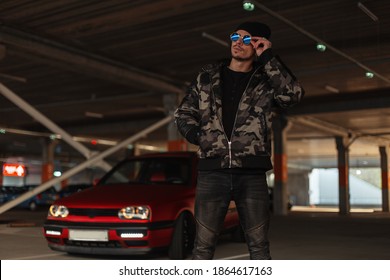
<box><xmin>221</xmin><ymin>66</ymin><xmax>254</xmax><ymax>140</ymax></box>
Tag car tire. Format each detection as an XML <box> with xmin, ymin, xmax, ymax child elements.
<box><xmin>168</xmin><ymin>212</ymin><xmax>194</xmax><ymax>260</ymax></box>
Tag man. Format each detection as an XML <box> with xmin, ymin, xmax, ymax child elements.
<box><xmin>174</xmin><ymin>21</ymin><xmax>304</xmax><ymax>260</ymax></box>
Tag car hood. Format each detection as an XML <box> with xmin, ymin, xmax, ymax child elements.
<box><xmin>56</xmin><ymin>183</ymin><xmax>193</xmax><ymax>208</ymax></box>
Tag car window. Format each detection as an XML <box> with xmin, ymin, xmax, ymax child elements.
<box><xmin>99</xmin><ymin>157</ymin><xmax>191</xmax><ymax>186</ymax></box>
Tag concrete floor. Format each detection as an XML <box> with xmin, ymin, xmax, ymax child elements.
<box><xmin>269</xmin><ymin>210</ymin><xmax>390</xmax><ymax>260</ymax></box>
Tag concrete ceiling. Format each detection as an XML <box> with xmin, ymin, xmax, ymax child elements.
<box><xmin>1</xmin><ymin>0</ymin><xmax>390</xmax><ymax>169</ymax></box>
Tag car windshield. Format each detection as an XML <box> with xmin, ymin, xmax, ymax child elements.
<box><xmin>99</xmin><ymin>157</ymin><xmax>192</xmax><ymax>186</ymax></box>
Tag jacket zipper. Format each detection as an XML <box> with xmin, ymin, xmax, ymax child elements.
<box><xmin>228</xmin><ymin>141</ymin><xmax>232</xmax><ymax>168</ymax></box>
<box><xmin>212</xmin><ymin>69</ymin><xmax>259</xmax><ymax>168</ymax></box>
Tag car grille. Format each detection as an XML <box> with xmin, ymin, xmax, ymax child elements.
<box><xmin>124</xmin><ymin>241</ymin><xmax>148</xmax><ymax>247</ymax></box>
<box><xmin>65</xmin><ymin>240</ymin><xmax>122</xmax><ymax>248</ymax></box>
<box><xmin>69</xmin><ymin>208</ymin><xmax>118</xmax><ymax>217</ymax></box>
<box><xmin>64</xmin><ymin>240</ymin><xmax>148</xmax><ymax>248</ymax></box>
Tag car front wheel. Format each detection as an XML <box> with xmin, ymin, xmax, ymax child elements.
<box><xmin>168</xmin><ymin>212</ymin><xmax>194</xmax><ymax>259</ymax></box>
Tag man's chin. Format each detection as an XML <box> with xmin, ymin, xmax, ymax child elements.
<box><xmin>232</xmin><ymin>55</ymin><xmax>253</xmax><ymax>62</ymax></box>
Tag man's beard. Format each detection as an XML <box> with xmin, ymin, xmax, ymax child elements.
<box><xmin>232</xmin><ymin>54</ymin><xmax>254</xmax><ymax>62</ymax></box>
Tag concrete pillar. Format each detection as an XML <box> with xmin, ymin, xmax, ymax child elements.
<box><xmin>272</xmin><ymin>114</ymin><xmax>290</xmax><ymax>215</ymax></box>
<box><xmin>335</xmin><ymin>136</ymin><xmax>350</xmax><ymax>215</ymax></box>
<box><xmin>41</xmin><ymin>138</ymin><xmax>58</xmax><ymax>183</ymax></box>
<box><xmin>0</xmin><ymin>160</ymin><xmax>3</xmax><ymax>187</ymax></box>
<box><xmin>379</xmin><ymin>146</ymin><xmax>390</xmax><ymax>212</ymax></box>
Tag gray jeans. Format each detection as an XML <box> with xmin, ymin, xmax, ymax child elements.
<box><xmin>192</xmin><ymin>170</ymin><xmax>271</xmax><ymax>260</ymax></box>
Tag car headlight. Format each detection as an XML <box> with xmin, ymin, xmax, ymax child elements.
<box><xmin>118</xmin><ymin>206</ymin><xmax>150</xmax><ymax>220</ymax></box>
<box><xmin>48</xmin><ymin>205</ymin><xmax>69</xmax><ymax>218</ymax></box>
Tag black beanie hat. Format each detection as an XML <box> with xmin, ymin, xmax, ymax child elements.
<box><xmin>235</xmin><ymin>21</ymin><xmax>271</xmax><ymax>39</ymax></box>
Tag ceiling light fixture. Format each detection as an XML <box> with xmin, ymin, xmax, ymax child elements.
<box><xmin>365</xmin><ymin>72</ymin><xmax>374</xmax><ymax>78</ymax></box>
<box><xmin>243</xmin><ymin>0</ymin><xmax>255</xmax><ymax>11</ymax></box>
<box><xmin>357</xmin><ymin>2</ymin><xmax>379</xmax><ymax>22</ymax></box>
<box><xmin>316</xmin><ymin>43</ymin><xmax>326</xmax><ymax>52</ymax></box>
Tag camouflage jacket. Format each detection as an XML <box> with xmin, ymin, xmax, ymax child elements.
<box><xmin>175</xmin><ymin>55</ymin><xmax>304</xmax><ymax>170</ymax></box>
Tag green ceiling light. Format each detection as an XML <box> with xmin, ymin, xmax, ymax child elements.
<box><xmin>0</xmin><ymin>129</ymin><xmax>6</xmax><ymax>134</ymax></box>
<box><xmin>316</xmin><ymin>43</ymin><xmax>326</xmax><ymax>52</ymax></box>
<box><xmin>243</xmin><ymin>0</ymin><xmax>255</xmax><ymax>11</ymax></box>
<box><xmin>366</xmin><ymin>72</ymin><xmax>374</xmax><ymax>78</ymax></box>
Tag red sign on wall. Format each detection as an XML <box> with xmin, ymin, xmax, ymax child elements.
<box><xmin>3</xmin><ymin>163</ymin><xmax>26</xmax><ymax>177</ymax></box>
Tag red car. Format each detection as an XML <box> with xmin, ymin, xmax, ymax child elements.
<box><xmin>43</xmin><ymin>152</ymin><xmax>242</xmax><ymax>259</ymax></box>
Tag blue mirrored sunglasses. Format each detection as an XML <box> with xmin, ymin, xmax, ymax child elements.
<box><xmin>230</xmin><ymin>32</ymin><xmax>251</xmax><ymax>45</ymax></box>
